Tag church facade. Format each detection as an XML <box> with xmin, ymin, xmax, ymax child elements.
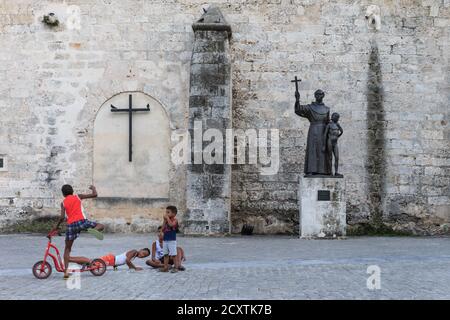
<box><xmin>0</xmin><ymin>0</ymin><xmax>448</xmax><ymax>235</ymax></box>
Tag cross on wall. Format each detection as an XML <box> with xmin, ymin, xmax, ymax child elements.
<box><xmin>110</xmin><ymin>94</ymin><xmax>150</xmax><ymax>162</ymax></box>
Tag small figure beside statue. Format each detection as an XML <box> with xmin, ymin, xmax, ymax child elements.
<box><xmin>292</xmin><ymin>76</ymin><xmax>343</xmax><ymax>177</ymax></box>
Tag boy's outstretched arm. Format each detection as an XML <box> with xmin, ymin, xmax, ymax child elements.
<box><xmin>78</xmin><ymin>185</ymin><xmax>98</xmax><ymax>200</ymax></box>
<box><xmin>52</xmin><ymin>203</ymin><xmax>65</xmax><ymax>231</ymax></box>
<box><xmin>126</xmin><ymin>250</ymin><xmax>142</xmax><ymax>271</ymax></box>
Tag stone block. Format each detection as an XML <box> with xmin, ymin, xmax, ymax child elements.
<box><xmin>298</xmin><ymin>176</ymin><xmax>347</xmax><ymax>239</ymax></box>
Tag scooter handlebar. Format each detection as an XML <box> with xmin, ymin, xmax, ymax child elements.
<box><xmin>47</xmin><ymin>229</ymin><xmax>59</xmax><ymax>239</ymax></box>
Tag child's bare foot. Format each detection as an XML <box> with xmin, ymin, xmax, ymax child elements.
<box><xmin>63</xmin><ymin>273</ymin><xmax>71</xmax><ymax>280</ymax></box>
<box><xmin>87</xmin><ymin>228</ymin><xmax>104</xmax><ymax>240</ymax></box>
<box><xmin>159</xmin><ymin>268</ymin><xmax>169</xmax><ymax>272</ymax></box>
<box><xmin>170</xmin><ymin>268</ymin><xmax>178</xmax><ymax>273</ymax></box>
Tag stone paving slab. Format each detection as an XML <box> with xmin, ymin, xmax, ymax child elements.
<box><xmin>0</xmin><ymin>234</ymin><xmax>449</xmax><ymax>299</ymax></box>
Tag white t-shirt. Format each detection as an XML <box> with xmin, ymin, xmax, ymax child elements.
<box><xmin>114</xmin><ymin>252</ymin><xmax>136</xmax><ymax>266</ymax></box>
<box><xmin>155</xmin><ymin>240</ymin><xmax>164</xmax><ymax>260</ymax></box>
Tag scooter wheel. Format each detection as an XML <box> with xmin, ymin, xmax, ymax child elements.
<box><xmin>32</xmin><ymin>261</ymin><xmax>52</xmax><ymax>279</ymax></box>
<box><xmin>90</xmin><ymin>258</ymin><xmax>106</xmax><ymax>276</ymax></box>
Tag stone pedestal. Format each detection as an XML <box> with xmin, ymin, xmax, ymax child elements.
<box><xmin>298</xmin><ymin>176</ymin><xmax>346</xmax><ymax>239</ymax></box>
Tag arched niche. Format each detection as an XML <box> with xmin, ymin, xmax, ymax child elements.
<box><xmin>93</xmin><ymin>91</ymin><xmax>170</xmax><ymax>199</ymax></box>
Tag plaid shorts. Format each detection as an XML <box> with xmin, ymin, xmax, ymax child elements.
<box><xmin>65</xmin><ymin>219</ymin><xmax>97</xmax><ymax>241</ymax></box>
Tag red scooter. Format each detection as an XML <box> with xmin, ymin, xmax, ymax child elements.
<box><xmin>32</xmin><ymin>230</ymin><xmax>106</xmax><ymax>279</ymax></box>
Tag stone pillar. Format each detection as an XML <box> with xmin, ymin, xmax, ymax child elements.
<box><xmin>183</xmin><ymin>5</ymin><xmax>232</xmax><ymax>235</ymax></box>
<box><xmin>299</xmin><ymin>177</ymin><xmax>347</xmax><ymax>239</ymax></box>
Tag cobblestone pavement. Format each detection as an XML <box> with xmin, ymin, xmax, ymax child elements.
<box><xmin>0</xmin><ymin>234</ymin><xmax>449</xmax><ymax>299</ymax></box>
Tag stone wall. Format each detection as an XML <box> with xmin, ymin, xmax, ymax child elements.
<box><xmin>0</xmin><ymin>0</ymin><xmax>448</xmax><ymax>235</ymax></box>
<box><xmin>0</xmin><ymin>0</ymin><xmax>193</xmax><ymax>231</ymax></box>
<box><xmin>229</xmin><ymin>0</ymin><xmax>449</xmax><ymax>235</ymax></box>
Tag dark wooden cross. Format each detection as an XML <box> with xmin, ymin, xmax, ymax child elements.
<box><xmin>111</xmin><ymin>94</ymin><xmax>150</xmax><ymax>162</ymax></box>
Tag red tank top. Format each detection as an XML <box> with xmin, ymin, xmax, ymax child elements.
<box><xmin>63</xmin><ymin>195</ymin><xmax>86</xmax><ymax>224</ymax></box>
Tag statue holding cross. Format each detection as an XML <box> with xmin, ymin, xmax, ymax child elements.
<box><xmin>292</xmin><ymin>76</ymin><xmax>332</xmax><ymax>176</ymax></box>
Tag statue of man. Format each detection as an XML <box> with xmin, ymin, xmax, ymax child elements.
<box><xmin>294</xmin><ymin>88</ymin><xmax>332</xmax><ymax>176</ymax></box>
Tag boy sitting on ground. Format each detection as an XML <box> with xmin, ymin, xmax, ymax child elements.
<box><xmin>70</xmin><ymin>248</ymin><xmax>150</xmax><ymax>271</ymax></box>
<box><xmin>51</xmin><ymin>184</ymin><xmax>104</xmax><ymax>279</ymax></box>
<box><xmin>146</xmin><ymin>226</ymin><xmax>185</xmax><ymax>270</ymax></box>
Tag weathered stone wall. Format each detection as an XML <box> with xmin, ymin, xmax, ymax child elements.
<box><xmin>0</xmin><ymin>0</ymin><xmax>193</xmax><ymax>231</ymax></box>
<box><xmin>184</xmin><ymin>7</ymin><xmax>232</xmax><ymax>235</ymax></box>
<box><xmin>229</xmin><ymin>0</ymin><xmax>449</xmax><ymax>235</ymax></box>
<box><xmin>0</xmin><ymin>0</ymin><xmax>448</xmax><ymax>234</ymax></box>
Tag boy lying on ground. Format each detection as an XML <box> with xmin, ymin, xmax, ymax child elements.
<box><xmin>70</xmin><ymin>248</ymin><xmax>150</xmax><ymax>271</ymax></box>
<box><xmin>146</xmin><ymin>226</ymin><xmax>186</xmax><ymax>271</ymax></box>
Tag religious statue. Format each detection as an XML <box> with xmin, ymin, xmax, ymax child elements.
<box><xmin>292</xmin><ymin>76</ymin><xmax>331</xmax><ymax>176</ymax></box>
<box><xmin>323</xmin><ymin>112</ymin><xmax>343</xmax><ymax>177</ymax></box>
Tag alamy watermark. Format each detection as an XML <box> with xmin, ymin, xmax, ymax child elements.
<box><xmin>366</xmin><ymin>265</ymin><xmax>381</xmax><ymax>290</ymax></box>
<box><xmin>66</xmin><ymin>5</ymin><xmax>81</xmax><ymax>30</ymax></box>
<box><xmin>171</xmin><ymin>121</ymin><xmax>280</xmax><ymax>175</ymax></box>
<box><xmin>65</xmin><ymin>263</ymin><xmax>81</xmax><ymax>290</ymax></box>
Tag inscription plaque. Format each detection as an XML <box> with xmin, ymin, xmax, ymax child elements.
<box><xmin>317</xmin><ymin>190</ymin><xmax>331</xmax><ymax>201</ymax></box>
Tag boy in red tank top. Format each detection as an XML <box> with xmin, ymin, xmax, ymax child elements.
<box><xmin>51</xmin><ymin>184</ymin><xmax>104</xmax><ymax>279</ymax></box>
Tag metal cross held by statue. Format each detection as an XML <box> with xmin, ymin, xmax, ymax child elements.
<box><xmin>110</xmin><ymin>94</ymin><xmax>150</xmax><ymax>162</ymax></box>
<box><xmin>291</xmin><ymin>76</ymin><xmax>302</xmax><ymax>93</ymax></box>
